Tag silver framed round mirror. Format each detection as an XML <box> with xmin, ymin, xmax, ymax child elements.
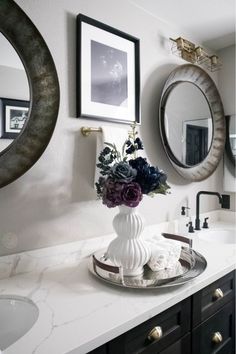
<box><xmin>159</xmin><ymin>64</ymin><xmax>225</xmax><ymax>181</ymax></box>
<box><xmin>0</xmin><ymin>0</ymin><xmax>59</xmax><ymax>188</ymax></box>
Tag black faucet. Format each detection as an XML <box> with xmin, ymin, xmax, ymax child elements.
<box><xmin>195</xmin><ymin>191</ymin><xmax>230</xmax><ymax>230</ymax></box>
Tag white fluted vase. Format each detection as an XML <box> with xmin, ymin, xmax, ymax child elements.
<box><xmin>106</xmin><ymin>205</ymin><xmax>150</xmax><ymax>276</ymax></box>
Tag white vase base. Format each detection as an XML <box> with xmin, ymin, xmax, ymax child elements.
<box><xmin>122</xmin><ymin>266</ymin><xmax>144</xmax><ymax>277</ymax></box>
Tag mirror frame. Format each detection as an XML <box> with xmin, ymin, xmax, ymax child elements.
<box><xmin>0</xmin><ymin>0</ymin><xmax>60</xmax><ymax>188</ymax></box>
<box><xmin>225</xmin><ymin>115</ymin><xmax>236</xmax><ymax>167</ymax></box>
<box><xmin>159</xmin><ymin>64</ymin><xmax>225</xmax><ymax>181</ymax></box>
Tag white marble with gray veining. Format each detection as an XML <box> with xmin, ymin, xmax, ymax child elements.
<box><xmin>0</xmin><ymin>210</ymin><xmax>235</xmax><ymax>354</ymax></box>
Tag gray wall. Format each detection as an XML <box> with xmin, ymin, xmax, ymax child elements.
<box><xmin>218</xmin><ymin>45</ymin><xmax>235</xmax><ymax>116</ymax></box>
<box><xmin>218</xmin><ymin>45</ymin><xmax>236</xmax><ymax>199</ymax></box>
<box><xmin>0</xmin><ymin>0</ymin><xmax>224</xmax><ymax>255</ymax></box>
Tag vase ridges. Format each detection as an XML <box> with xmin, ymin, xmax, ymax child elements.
<box><xmin>107</xmin><ymin>206</ymin><xmax>150</xmax><ymax>276</ymax></box>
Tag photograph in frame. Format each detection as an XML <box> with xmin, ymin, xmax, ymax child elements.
<box><xmin>0</xmin><ymin>98</ymin><xmax>30</xmax><ymax>139</ymax></box>
<box><xmin>77</xmin><ymin>14</ymin><xmax>140</xmax><ymax>124</ymax></box>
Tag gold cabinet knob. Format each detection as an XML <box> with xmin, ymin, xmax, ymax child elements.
<box><xmin>147</xmin><ymin>326</ymin><xmax>163</xmax><ymax>342</ymax></box>
<box><xmin>213</xmin><ymin>288</ymin><xmax>224</xmax><ymax>300</ymax></box>
<box><xmin>212</xmin><ymin>331</ymin><xmax>223</xmax><ymax>344</ymax></box>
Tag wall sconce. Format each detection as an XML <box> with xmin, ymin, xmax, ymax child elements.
<box><xmin>170</xmin><ymin>37</ymin><xmax>222</xmax><ymax>72</ymax></box>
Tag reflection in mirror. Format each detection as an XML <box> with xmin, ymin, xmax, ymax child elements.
<box><xmin>0</xmin><ymin>33</ymin><xmax>30</xmax><ymax>153</ymax></box>
<box><xmin>164</xmin><ymin>82</ymin><xmax>213</xmax><ymax>166</ymax></box>
<box><xmin>229</xmin><ymin>115</ymin><xmax>236</xmax><ymax>157</ymax></box>
<box><xmin>225</xmin><ymin>114</ymin><xmax>236</xmax><ymax>167</ymax></box>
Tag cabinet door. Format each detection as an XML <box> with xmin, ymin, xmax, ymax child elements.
<box><xmin>160</xmin><ymin>334</ymin><xmax>191</xmax><ymax>354</ymax></box>
<box><xmin>192</xmin><ymin>270</ymin><xmax>235</xmax><ymax>327</ymax></box>
<box><xmin>88</xmin><ymin>344</ymin><xmax>107</xmax><ymax>354</ymax></box>
<box><xmin>192</xmin><ymin>300</ymin><xmax>235</xmax><ymax>354</ymax></box>
<box><xmin>108</xmin><ymin>298</ymin><xmax>190</xmax><ymax>354</ymax></box>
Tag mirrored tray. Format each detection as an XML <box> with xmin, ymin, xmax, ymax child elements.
<box><xmin>88</xmin><ymin>237</ymin><xmax>207</xmax><ymax>289</ymax></box>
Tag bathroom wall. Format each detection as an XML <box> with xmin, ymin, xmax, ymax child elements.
<box><xmin>0</xmin><ymin>0</ymin><xmax>224</xmax><ymax>255</ymax></box>
<box><xmin>218</xmin><ymin>45</ymin><xmax>236</xmax><ymax>202</ymax></box>
<box><xmin>218</xmin><ymin>45</ymin><xmax>235</xmax><ymax>116</ymax></box>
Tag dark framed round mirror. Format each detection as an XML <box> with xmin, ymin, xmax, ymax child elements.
<box><xmin>225</xmin><ymin>115</ymin><xmax>236</xmax><ymax>167</ymax></box>
<box><xmin>159</xmin><ymin>64</ymin><xmax>225</xmax><ymax>181</ymax></box>
<box><xmin>0</xmin><ymin>0</ymin><xmax>60</xmax><ymax>188</ymax></box>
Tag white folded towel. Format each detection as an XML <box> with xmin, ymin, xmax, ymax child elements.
<box><xmin>146</xmin><ymin>234</ymin><xmax>182</xmax><ymax>272</ymax></box>
<box><xmin>94</xmin><ymin>126</ymin><xmax>128</xmax><ymax>187</ymax></box>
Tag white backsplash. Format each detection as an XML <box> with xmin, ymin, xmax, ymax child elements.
<box><xmin>0</xmin><ymin>210</ymin><xmax>234</xmax><ymax>281</ymax></box>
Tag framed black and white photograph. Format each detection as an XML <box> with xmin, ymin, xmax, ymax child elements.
<box><xmin>0</xmin><ymin>98</ymin><xmax>30</xmax><ymax>139</ymax></box>
<box><xmin>77</xmin><ymin>14</ymin><xmax>140</xmax><ymax>124</ymax></box>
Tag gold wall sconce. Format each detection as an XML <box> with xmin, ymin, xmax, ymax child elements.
<box><xmin>170</xmin><ymin>37</ymin><xmax>222</xmax><ymax>72</ymax></box>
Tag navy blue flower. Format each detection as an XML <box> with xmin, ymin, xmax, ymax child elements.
<box><xmin>129</xmin><ymin>157</ymin><xmax>148</xmax><ymax>170</ymax></box>
<box><xmin>125</xmin><ymin>138</ymin><xmax>144</xmax><ymax>155</ymax></box>
<box><xmin>126</xmin><ymin>145</ymin><xmax>136</xmax><ymax>154</ymax></box>
<box><xmin>129</xmin><ymin>158</ymin><xmax>163</xmax><ymax>194</ymax></box>
<box><xmin>126</xmin><ymin>140</ymin><xmax>132</xmax><ymax>147</ymax></box>
<box><xmin>134</xmin><ymin>137</ymin><xmax>144</xmax><ymax>150</ymax></box>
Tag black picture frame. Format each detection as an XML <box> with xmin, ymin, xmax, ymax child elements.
<box><xmin>0</xmin><ymin>98</ymin><xmax>30</xmax><ymax>139</ymax></box>
<box><xmin>76</xmin><ymin>14</ymin><xmax>140</xmax><ymax>125</ymax></box>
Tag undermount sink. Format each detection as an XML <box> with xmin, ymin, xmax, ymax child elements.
<box><xmin>197</xmin><ymin>229</ymin><xmax>236</xmax><ymax>244</ymax></box>
<box><xmin>0</xmin><ymin>295</ymin><xmax>39</xmax><ymax>351</ymax></box>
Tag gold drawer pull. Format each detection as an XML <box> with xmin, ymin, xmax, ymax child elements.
<box><xmin>212</xmin><ymin>331</ymin><xmax>223</xmax><ymax>344</ymax></box>
<box><xmin>213</xmin><ymin>288</ymin><xmax>224</xmax><ymax>300</ymax></box>
<box><xmin>147</xmin><ymin>326</ymin><xmax>163</xmax><ymax>342</ymax></box>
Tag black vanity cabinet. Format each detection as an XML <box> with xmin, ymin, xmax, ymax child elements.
<box><xmin>89</xmin><ymin>271</ymin><xmax>235</xmax><ymax>354</ymax></box>
<box><xmin>108</xmin><ymin>298</ymin><xmax>191</xmax><ymax>354</ymax></box>
<box><xmin>89</xmin><ymin>346</ymin><xmax>107</xmax><ymax>354</ymax></box>
<box><xmin>192</xmin><ymin>271</ymin><xmax>235</xmax><ymax>354</ymax></box>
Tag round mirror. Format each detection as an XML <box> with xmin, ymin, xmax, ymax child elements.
<box><xmin>0</xmin><ymin>33</ymin><xmax>30</xmax><ymax>153</ymax></box>
<box><xmin>160</xmin><ymin>64</ymin><xmax>225</xmax><ymax>181</ymax></box>
<box><xmin>0</xmin><ymin>0</ymin><xmax>59</xmax><ymax>188</ymax></box>
<box><xmin>225</xmin><ymin>114</ymin><xmax>236</xmax><ymax>166</ymax></box>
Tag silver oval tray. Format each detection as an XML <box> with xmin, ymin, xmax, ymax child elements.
<box><xmin>88</xmin><ymin>235</ymin><xmax>207</xmax><ymax>289</ymax></box>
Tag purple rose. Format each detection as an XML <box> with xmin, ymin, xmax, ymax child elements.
<box><xmin>122</xmin><ymin>182</ymin><xmax>143</xmax><ymax>207</ymax></box>
<box><xmin>102</xmin><ymin>178</ymin><xmax>124</xmax><ymax>208</ymax></box>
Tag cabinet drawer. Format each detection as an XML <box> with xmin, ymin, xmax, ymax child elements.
<box><xmin>192</xmin><ymin>300</ymin><xmax>235</xmax><ymax>354</ymax></box>
<box><xmin>108</xmin><ymin>298</ymin><xmax>190</xmax><ymax>354</ymax></box>
<box><xmin>192</xmin><ymin>271</ymin><xmax>235</xmax><ymax>327</ymax></box>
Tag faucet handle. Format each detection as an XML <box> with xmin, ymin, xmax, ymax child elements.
<box><xmin>186</xmin><ymin>221</ymin><xmax>195</xmax><ymax>233</ymax></box>
<box><xmin>202</xmin><ymin>217</ymin><xmax>209</xmax><ymax>229</ymax></box>
<box><xmin>221</xmin><ymin>195</ymin><xmax>230</xmax><ymax>209</ymax></box>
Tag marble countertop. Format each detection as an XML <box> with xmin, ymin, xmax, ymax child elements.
<box><xmin>0</xmin><ymin>210</ymin><xmax>235</xmax><ymax>354</ymax></box>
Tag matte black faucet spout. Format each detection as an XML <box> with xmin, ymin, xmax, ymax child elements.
<box><xmin>195</xmin><ymin>191</ymin><xmax>230</xmax><ymax>230</ymax></box>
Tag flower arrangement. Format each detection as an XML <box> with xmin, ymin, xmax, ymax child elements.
<box><xmin>95</xmin><ymin>125</ymin><xmax>170</xmax><ymax>208</ymax></box>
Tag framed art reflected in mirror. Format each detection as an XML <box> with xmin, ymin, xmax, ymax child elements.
<box><xmin>0</xmin><ymin>98</ymin><xmax>29</xmax><ymax>139</ymax></box>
